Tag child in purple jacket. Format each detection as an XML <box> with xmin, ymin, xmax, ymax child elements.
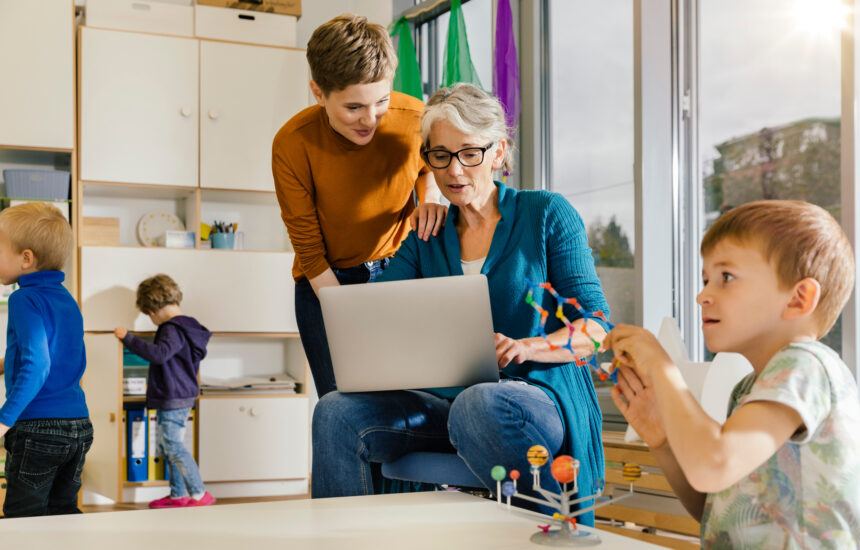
<box><xmin>114</xmin><ymin>274</ymin><xmax>214</xmax><ymax>508</ymax></box>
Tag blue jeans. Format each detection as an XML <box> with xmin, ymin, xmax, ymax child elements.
<box><xmin>311</xmin><ymin>382</ymin><xmax>565</xmax><ymax>514</ymax></box>
<box><xmin>3</xmin><ymin>417</ymin><xmax>93</xmax><ymax>518</ymax></box>
<box><xmin>158</xmin><ymin>408</ymin><xmax>205</xmax><ymax>498</ymax></box>
<box><xmin>294</xmin><ymin>258</ymin><xmax>390</xmax><ymax>398</ymax></box>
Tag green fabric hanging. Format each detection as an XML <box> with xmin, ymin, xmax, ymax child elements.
<box><xmin>442</xmin><ymin>0</ymin><xmax>483</xmax><ymax>88</ymax></box>
<box><xmin>391</xmin><ymin>17</ymin><xmax>423</xmax><ymax>100</ymax></box>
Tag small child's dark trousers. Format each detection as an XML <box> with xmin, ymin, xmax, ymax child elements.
<box><xmin>3</xmin><ymin>417</ymin><xmax>93</xmax><ymax>518</ymax></box>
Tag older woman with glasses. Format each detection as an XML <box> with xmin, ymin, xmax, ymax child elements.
<box><xmin>311</xmin><ymin>84</ymin><xmax>609</xmax><ymax>524</ymax></box>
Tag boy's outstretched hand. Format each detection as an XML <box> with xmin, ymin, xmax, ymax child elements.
<box><xmin>114</xmin><ymin>327</ymin><xmax>128</xmax><ymax>339</ymax></box>
<box><xmin>611</xmin><ymin>364</ymin><xmax>667</xmax><ymax>449</ymax></box>
<box><xmin>601</xmin><ymin>324</ymin><xmax>673</xmax><ymax>379</ymax></box>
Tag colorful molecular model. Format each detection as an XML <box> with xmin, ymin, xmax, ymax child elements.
<box><xmin>491</xmin><ymin>444</ymin><xmax>642</xmax><ymax>546</ymax></box>
<box><xmin>524</xmin><ymin>279</ymin><xmax>618</xmax><ymax>383</ymax></box>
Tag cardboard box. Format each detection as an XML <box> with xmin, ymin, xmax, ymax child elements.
<box><xmin>82</xmin><ymin>217</ymin><xmax>120</xmax><ymax>246</ymax></box>
<box><xmin>196</xmin><ymin>0</ymin><xmax>300</xmax><ymax>17</ymax></box>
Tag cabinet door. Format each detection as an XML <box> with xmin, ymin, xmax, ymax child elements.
<box><xmin>80</xmin><ymin>28</ymin><xmax>198</xmax><ymax>187</ymax></box>
<box><xmin>198</xmin><ymin>397</ymin><xmax>309</xmax><ymax>481</ymax></box>
<box><xmin>200</xmin><ymin>41</ymin><xmax>309</xmax><ymax>191</ymax></box>
<box><xmin>81</xmin><ymin>334</ymin><xmax>122</xmax><ymax>503</ymax></box>
<box><xmin>0</xmin><ymin>0</ymin><xmax>74</xmax><ymax>149</ymax></box>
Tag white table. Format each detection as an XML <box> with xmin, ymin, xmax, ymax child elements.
<box><xmin>0</xmin><ymin>491</ymin><xmax>662</xmax><ymax>549</ymax></box>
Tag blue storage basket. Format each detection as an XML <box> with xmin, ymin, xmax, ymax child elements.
<box><xmin>3</xmin><ymin>169</ymin><xmax>70</xmax><ymax>200</ymax></box>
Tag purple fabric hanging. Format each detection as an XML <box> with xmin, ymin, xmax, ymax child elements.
<box><xmin>493</xmin><ymin>0</ymin><xmax>521</xmax><ymax>130</ymax></box>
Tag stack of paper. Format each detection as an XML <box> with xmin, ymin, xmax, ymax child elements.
<box><xmin>200</xmin><ymin>373</ymin><xmax>297</xmax><ymax>395</ymax></box>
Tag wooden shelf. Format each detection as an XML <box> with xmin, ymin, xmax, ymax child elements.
<box><xmin>82</xmin><ymin>180</ymin><xmax>197</xmax><ymax>200</ymax></box>
<box><xmin>123</xmin><ymin>480</ymin><xmax>168</xmax><ymax>488</ymax></box>
<box><xmin>0</xmin><ymin>197</ymin><xmax>71</xmax><ymax>203</ymax></box>
<box><xmin>0</xmin><ymin>144</ymin><xmax>72</xmax><ymax>153</ymax></box>
<box><xmin>198</xmin><ymin>393</ymin><xmax>306</xmax><ymax>400</ymax></box>
<box><xmin>123</xmin><ymin>395</ymin><xmax>146</xmax><ymax>403</ymax></box>
<box><xmin>89</xmin><ymin>331</ymin><xmax>300</xmax><ymax>338</ymax></box>
<box><xmin>200</xmin><ymin>186</ymin><xmax>276</xmax><ymax>197</ymax></box>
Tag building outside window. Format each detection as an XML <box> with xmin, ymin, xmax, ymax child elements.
<box><xmin>698</xmin><ymin>0</ymin><xmax>843</xmax><ymax>353</ymax></box>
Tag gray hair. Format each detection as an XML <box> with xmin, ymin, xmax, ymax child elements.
<box><xmin>420</xmin><ymin>83</ymin><xmax>514</xmax><ymax>174</ymax></box>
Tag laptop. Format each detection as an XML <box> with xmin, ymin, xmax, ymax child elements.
<box><xmin>319</xmin><ymin>275</ymin><xmax>500</xmax><ymax>393</ymax></box>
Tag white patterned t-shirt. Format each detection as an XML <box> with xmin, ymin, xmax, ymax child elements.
<box><xmin>700</xmin><ymin>341</ymin><xmax>860</xmax><ymax>549</ymax></box>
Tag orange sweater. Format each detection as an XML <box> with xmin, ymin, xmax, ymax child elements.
<box><xmin>273</xmin><ymin>92</ymin><xmax>428</xmax><ymax>281</ymax></box>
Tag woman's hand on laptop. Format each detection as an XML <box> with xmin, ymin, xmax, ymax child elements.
<box><xmin>494</xmin><ymin>333</ymin><xmax>533</xmax><ymax>368</ymax></box>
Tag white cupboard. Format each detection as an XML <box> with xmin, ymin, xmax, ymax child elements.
<box><xmin>80</xmin><ymin>28</ymin><xmax>199</xmax><ymax>186</ymax></box>
<box><xmin>0</xmin><ymin>0</ymin><xmax>74</xmax><ymax>150</ymax></box>
<box><xmin>198</xmin><ymin>397</ymin><xmax>309</xmax><ymax>482</ymax></box>
<box><xmin>77</xmin><ymin>24</ymin><xmax>312</xmax><ymax>503</ymax></box>
<box><xmin>81</xmin><ymin>334</ymin><xmax>123</xmax><ymax>503</ymax></box>
<box><xmin>200</xmin><ymin>41</ymin><xmax>309</xmax><ymax>191</ymax></box>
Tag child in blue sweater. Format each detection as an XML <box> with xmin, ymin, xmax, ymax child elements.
<box><xmin>114</xmin><ymin>274</ymin><xmax>214</xmax><ymax>508</ymax></box>
<box><xmin>0</xmin><ymin>202</ymin><xmax>91</xmax><ymax>518</ymax></box>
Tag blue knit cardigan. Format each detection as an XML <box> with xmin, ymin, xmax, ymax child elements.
<box><xmin>377</xmin><ymin>181</ymin><xmax>609</xmax><ymax>522</ymax></box>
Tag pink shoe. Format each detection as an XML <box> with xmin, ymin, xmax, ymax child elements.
<box><xmin>188</xmin><ymin>492</ymin><xmax>216</xmax><ymax>507</ymax></box>
<box><xmin>149</xmin><ymin>495</ymin><xmax>192</xmax><ymax>509</ymax></box>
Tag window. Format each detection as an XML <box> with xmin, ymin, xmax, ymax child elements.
<box><xmin>548</xmin><ymin>0</ymin><xmax>634</xmax><ymax>428</ymax></box>
<box><xmin>698</xmin><ymin>0</ymin><xmax>843</xmax><ymax>353</ymax></box>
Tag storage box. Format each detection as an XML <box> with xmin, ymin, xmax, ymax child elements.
<box><xmin>158</xmin><ymin>230</ymin><xmax>196</xmax><ymax>248</ymax></box>
<box><xmin>123</xmin><ymin>349</ymin><xmax>149</xmax><ymax>367</ymax></box>
<box><xmin>85</xmin><ymin>0</ymin><xmax>194</xmax><ymax>37</ymax></box>
<box><xmin>82</xmin><ymin>217</ymin><xmax>120</xmax><ymax>246</ymax></box>
<box><xmin>123</xmin><ymin>378</ymin><xmax>147</xmax><ymax>396</ymax></box>
<box><xmin>123</xmin><ymin>365</ymin><xmax>149</xmax><ymax>396</ymax></box>
<box><xmin>3</xmin><ymin>169</ymin><xmax>70</xmax><ymax>200</ymax></box>
<box><xmin>196</xmin><ymin>0</ymin><xmax>300</xmax><ymax>17</ymax></box>
<box><xmin>195</xmin><ymin>4</ymin><xmax>297</xmax><ymax>47</ymax></box>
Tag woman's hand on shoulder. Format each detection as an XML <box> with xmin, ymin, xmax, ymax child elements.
<box><xmin>494</xmin><ymin>333</ymin><xmax>535</xmax><ymax>369</ymax></box>
<box><xmin>409</xmin><ymin>202</ymin><xmax>448</xmax><ymax>241</ymax></box>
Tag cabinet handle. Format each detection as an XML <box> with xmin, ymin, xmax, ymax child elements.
<box><xmin>109</xmin><ymin>413</ymin><xmax>116</xmax><ymax>423</ymax></box>
<box><xmin>180</xmin><ymin>107</ymin><xmax>192</xmax><ymax>117</ymax></box>
<box><xmin>208</xmin><ymin>110</ymin><xmax>220</xmax><ymax>120</ymax></box>
<box><xmin>249</xmin><ymin>408</ymin><xmax>257</xmax><ymax>417</ymax></box>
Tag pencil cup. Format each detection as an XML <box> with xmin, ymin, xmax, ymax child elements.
<box><xmin>211</xmin><ymin>232</ymin><xmax>235</xmax><ymax>250</ymax></box>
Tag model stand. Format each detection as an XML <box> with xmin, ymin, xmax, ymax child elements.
<box><xmin>491</xmin><ymin>445</ymin><xmax>642</xmax><ymax>547</ymax></box>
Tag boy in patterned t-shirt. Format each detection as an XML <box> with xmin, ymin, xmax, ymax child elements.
<box><xmin>603</xmin><ymin>200</ymin><xmax>860</xmax><ymax>548</ymax></box>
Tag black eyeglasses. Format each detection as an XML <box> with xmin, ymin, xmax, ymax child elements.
<box><xmin>422</xmin><ymin>142</ymin><xmax>495</xmax><ymax>169</ymax></box>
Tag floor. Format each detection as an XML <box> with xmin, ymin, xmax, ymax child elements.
<box><xmin>80</xmin><ymin>493</ymin><xmax>308</xmax><ymax>513</ymax></box>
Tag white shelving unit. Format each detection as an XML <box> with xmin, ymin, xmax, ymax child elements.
<box><xmin>77</xmin><ymin>17</ymin><xmax>312</xmax><ymax>504</ymax></box>
<box><xmin>0</xmin><ymin>1</ymin><xmax>77</xmax><ymax>513</ymax></box>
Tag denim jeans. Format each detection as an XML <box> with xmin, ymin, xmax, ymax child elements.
<box><xmin>311</xmin><ymin>381</ymin><xmax>566</xmax><ymax>516</ymax></box>
<box><xmin>2</xmin><ymin>417</ymin><xmax>93</xmax><ymax>518</ymax></box>
<box><xmin>158</xmin><ymin>408</ymin><xmax>205</xmax><ymax>498</ymax></box>
<box><xmin>294</xmin><ymin>258</ymin><xmax>390</xmax><ymax>398</ymax></box>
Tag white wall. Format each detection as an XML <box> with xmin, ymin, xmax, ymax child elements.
<box><xmin>296</xmin><ymin>1</ymin><xmax>393</xmax><ymax>48</ymax></box>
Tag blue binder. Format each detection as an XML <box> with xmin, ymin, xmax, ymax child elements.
<box><xmin>127</xmin><ymin>407</ymin><xmax>148</xmax><ymax>482</ymax></box>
